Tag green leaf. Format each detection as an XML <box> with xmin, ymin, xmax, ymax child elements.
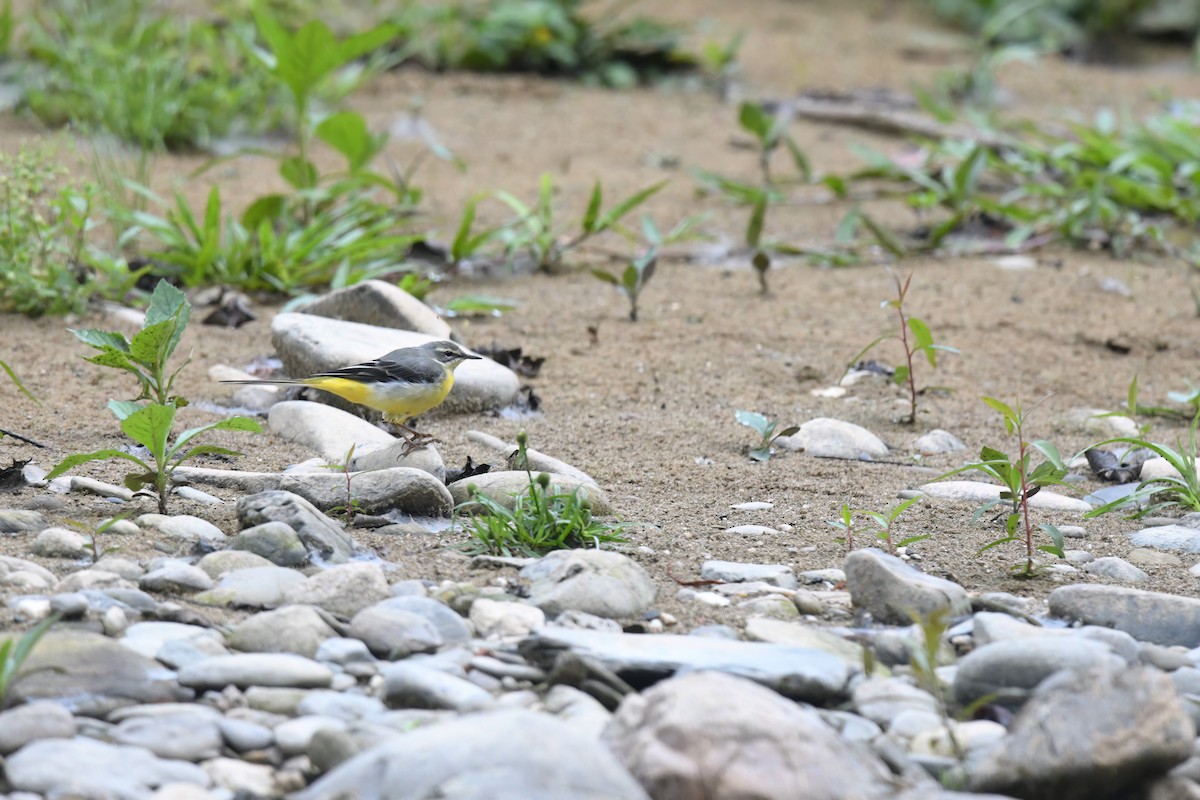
<box><xmin>784</xmin><ymin>138</ymin><xmax>812</xmax><ymax>181</ymax></box>
<box><xmin>737</xmin><ymin>101</ymin><xmax>772</xmax><ymax>143</ymax></box>
<box><xmin>748</xmin><ymin>446</ymin><xmax>771</xmax><ymax>462</ymax></box>
<box><xmin>981</xmin><ymin>396</ymin><xmax>1018</xmax><ymax>432</ymax></box>
<box><xmin>170</xmin><ymin>415</ymin><xmax>262</xmax><ymax>458</ymax></box>
<box><xmin>859</xmin><ymin>212</ymin><xmax>906</xmax><ymax>257</ymax></box>
<box><xmin>71</xmin><ymin>328</ymin><xmax>130</xmax><ymax>352</ymax></box>
<box><xmin>129</xmin><ymin>318</ymin><xmax>176</xmax><ymax>370</ymax></box>
<box><xmin>241</xmin><ymin>194</ymin><xmax>286</xmax><ymax>229</ymax></box>
<box><xmin>121</xmin><ymin>403</ymin><xmax>176</xmax><ymax>456</ymax></box>
<box><xmin>979</xmin><ymin>535</ymin><xmax>1021</xmax><ymax>553</ymax></box>
<box><xmin>315</xmin><ymin>111</ymin><xmax>386</xmax><ymax>173</ymax></box>
<box><xmin>107</xmin><ymin>399</ymin><xmax>144</xmax><ymax>421</ymax></box>
<box><xmin>84</xmin><ymin>347</ymin><xmax>138</xmax><ymax>373</ymax></box>
<box><xmin>897</xmin><ymin>533</ymin><xmax>931</xmax><ymax>547</ymax></box>
<box><xmin>892</xmin><ymin>365</ymin><xmax>910</xmax><ymax>387</ymax></box>
<box><xmin>1028</xmin><ymin>460</ymin><xmax>1067</xmax><ymax>486</ymax></box>
<box><xmin>452</xmin><ymin>197</ymin><xmax>479</xmax><ymax>261</ymax></box>
<box><xmin>746</xmin><ymin>194</ymin><xmax>767</xmax><ymax>248</ymax></box>
<box><xmin>280</xmin><ymin>156</ymin><xmax>318</xmax><ymax>191</ymax></box>
<box><xmin>0</xmin><ymin>358</ymin><xmax>38</xmax><ymax>404</ymax></box>
<box><xmin>145</xmin><ymin>279</ymin><xmax>189</xmax><ymax>329</ymax></box>
<box><xmin>443</xmin><ymin>295</ymin><xmax>518</xmax><ymax>315</ymax></box>
<box><xmin>908</xmin><ymin>317</ymin><xmax>936</xmax><ymax>366</ymax></box>
<box><xmin>735</xmin><ymin>410</ymin><xmax>771</xmax><ymax>437</ymax></box>
<box><xmin>621</xmin><ymin>264</ymin><xmax>640</xmax><ymax>294</ymax></box>
<box><xmin>889</xmin><ymin>495</ymin><xmax>923</xmax><ymax>522</ymax></box>
<box><xmin>582</xmin><ymin>182</ymin><xmax>602</xmax><ymax>234</ymax></box>
<box><xmin>1128</xmin><ymin>374</ymin><xmax>1140</xmax><ymax>417</ymax></box>
<box><xmin>595</xmin><ymin>181</ymin><xmax>667</xmax><ymax>233</ymax></box>
<box><xmin>45</xmin><ymin>449</ymin><xmax>149</xmax><ymax>481</ymax></box>
<box><xmin>1030</xmin><ymin>439</ymin><xmax>1066</xmax><ymax>471</ymax></box>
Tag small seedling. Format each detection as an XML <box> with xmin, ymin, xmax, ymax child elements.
<box><xmin>826</xmin><ymin>503</ymin><xmax>857</xmax><ymax>551</ymax></box>
<box><xmin>936</xmin><ymin>397</ymin><xmax>1067</xmax><ymax>577</ymax></box>
<box><xmin>591</xmin><ymin>216</ymin><xmax>693</xmax><ymax>321</ymax></box>
<box><xmin>1085</xmin><ymin>411</ymin><xmax>1200</xmax><ymax>518</ymax></box>
<box><xmin>0</xmin><ymin>357</ymin><xmax>40</xmax><ymax>444</ymax></box>
<box><xmin>322</xmin><ymin>444</ymin><xmax>363</xmax><ymax>525</ymax></box>
<box><xmin>847</xmin><ymin>270</ymin><xmax>957</xmax><ymax>424</ymax></box>
<box><xmin>852</xmin><ymin>496</ymin><xmax>928</xmax><ymax>555</ymax></box>
<box><xmin>735</xmin><ymin>411</ymin><xmax>799</xmax><ymax>462</ymax></box>
<box><xmin>455</xmin><ymin>432</ymin><xmax>626</xmax><ymax>557</ymax></box>
<box><xmin>0</xmin><ymin>612</ymin><xmax>60</xmax><ymax>709</ymax></box>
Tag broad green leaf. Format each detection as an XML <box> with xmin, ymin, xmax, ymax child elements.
<box><xmin>908</xmin><ymin>317</ymin><xmax>936</xmax><ymax>366</ymax></box>
<box><xmin>748</xmin><ymin>446</ymin><xmax>772</xmax><ymax>462</ymax></box>
<box><xmin>1028</xmin><ymin>460</ymin><xmax>1067</xmax><ymax>486</ymax></box>
<box><xmin>315</xmin><ymin>112</ymin><xmax>385</xmax><ymax>173</ymax></box>
<box><xmin>898</xmin><ymin>533</ymin><xmax>931</xmax><ymax>547</ymax></box>
<box><xmin>84</xmin><ymin>348</ymin><xmax>138</xmax><ymax>373</ymax></box>
<box><xmin>980</xmin><ymin>535</ymin><xmax>1021</xmax><ymax>553</ymax></box>
<box><xmin>892</xmin><ymin>365</ymin><xmax>910</xmax><ymax>387</ymax></box>
<box><xmin>280</xmin><ymin>156</ymin><xmax>318</xmax><ymax>191</ymax></box>
<box><xmin>622</xmin><ymin>264</ymin><xmax>640</xmax><ymax>294</ymax></box>
<box><xmin>735</xmin><ymin>410</ymin><xmax>770</xmax><ymax>437</ymax></box>
<box><xmin>121</xmin><ymin>403</ymin><xmax>176</xmax><ymax>456</ymax></box>
<box><xmin>241</xmin><ymin>194</ymin><xmax>286</xmax><ymax>229</ymax></box>
<box><xmin>129</xmin><ymin>318</ymin><xmax>176</xmax><ymax>370</ymax></box>
<box><xmin>981</xmin><ymin>396</ymin><xmax>1017</xmax><ymax>432</ymax></box>
<box><xmin>772</xmin><ymin>425</ymin><xmax>800</xmax><ymax>440</ymax></box>
<box><xmin>889</xmin><ymin>495</ymin><xmax>924</xmax><ymax>522</ymax></box>
<box><xmin>737</xmin><ymin>101</ymin><xmax>772</xmax><ymax>143</ymax></box>
<box><xmin>145</xmin><ymin>279</ymin><xmax>189</xmax><ymax>329</ymax></box>
<box><xmin>45</xmin><ymin>449</ymin><xmax>149</xmax><ymax>480</ymax></box>
<box><xmin>859</xmin><ymin>212</ymin><xmax>906</xmax><ymax>257</ymax></box>
<box><xmin>591</xmin><ymin>269</ymin><xmax>620</xmax><ymax>285</ymax></box>
<box><xmin>444</xmin><ymin>296</ymin><xmax>518</xmax><ymax>315</ymax></box>
<box><xmin>980</xmin><ymin>445</ymin><xmax>1011</xmax><ymax>464</ymax></box>
<box><xmin>107</xmin><ymin>399</ymin><xmax>143</xmax><ymax>421</ymax></box>
<box><xmin>170</xmin><ymin>415</ymin><xmax>262</xmax><ymax>458</ymax></box>
<box><xmin>71</xmin><ymin>328</ymin><xmax>130</xmax><ymax>352</ymax></box>
<box><xmin>1030</xmin><ymin>439</ymin><xmax>1066</xmax><ymax>471</ymax></box>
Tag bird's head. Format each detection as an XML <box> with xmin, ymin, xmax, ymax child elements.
<box><xmin>423</xmin><ymin>340</ymin><xmax>483</xmax><ymax>367</ymax></box>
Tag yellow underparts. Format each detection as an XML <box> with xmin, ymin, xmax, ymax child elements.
<box><xmin>303</xmin><ymin>372</ymin><xmax>455</xmax><ymax>424</ymax></box>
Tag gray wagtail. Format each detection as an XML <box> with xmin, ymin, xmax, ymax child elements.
<box><xmin>221</xmin><ymin>340</ymin><xmax>481</xmax><ymax>449</ymax></box>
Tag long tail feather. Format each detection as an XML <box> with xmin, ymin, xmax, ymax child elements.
<box><xmin>219</xmin><ymin>379</ymin><xmax>304</xmax><ymax>385</ymax></box>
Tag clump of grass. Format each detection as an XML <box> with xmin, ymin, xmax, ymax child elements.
<box><xmin>0</xmin><ymin>613</ymin><xmax>60</xmax><ymax>710</ymax></box>
<box><xmin>735</xmin><ymin>410</ymin><xmax>798</xmax><ymax>462</ymax></box>
<box><xmin>455</xmin><ymin>433</ymin><xmax>626</xmax><ymax>557</ymax></box>
<box><xmin>1085</xmin><ymin>411</ymin><xmax>1200</xmax><ymax>519</ymax></box>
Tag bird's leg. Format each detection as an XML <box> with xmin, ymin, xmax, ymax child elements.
<box><xmin>386</xmin><ymin>416</ymin><xmax>442</xmax><ymax>455</ymax></box>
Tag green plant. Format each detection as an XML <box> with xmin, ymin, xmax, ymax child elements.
<box><xmin>1085</xmin><ymin>412</ymin><xmax>1200</xmax><ymax>518</ymax></box>
<box><xmin>47</xmin><ymin>280</ymin><xmax>261</xmax><ymax>513</ymax></box>
<box><xmin>0</xmin><ymin>142</ymin><xmax>137</xmax><ymax>316</ymax></box>
<box><xmin>735</xmin><ymin>410</ymin><xmax>799</xmax><ymax>462</ymax></box>
<box><xmin>935</xmin><ymin>397</ymin><xmax>1068</xmax><ymax>577</ymax></box>
<box><xmin>907</xmin><ymin>608</ymin><xmax>967</xmax><ymax>775</ymax></box>
<box><xmin>493</xmin><ymin>174</ymin><xmax>665</xmax><ymax>272</ymax></box>
<box><xmin>846</xmin><ymin>270</ymin><xmax>957</xmax><ymax>424</ymax></box>
<box><xmin>389</xmin><ymin>0</ymin><xmax>697</xmax><ymax>87</ymax></box>
<box><xmin>826</xmin><ymin>503</ymin><xmax>857</xmax><ymax>551</ymax></box>
<box><xmin>456</xmin><ymin>432</ymin><xmax>626</xmax><ymax>557</ymax></box>
<box><xmin>0</xmin><ymin>357</ymin><xmax>40</xmax><ymax>444</ymax></box>
<box><xmin>0</xmin><ymin>612</ymin><xmax>60</xmax><ymax>709</ymax></box>
<box><xmin>324</xmin><ymin>443</ymin><xmax>364</xmax><ymax>525</ymax></box>
<box><xmin>66</xmin><ymin>515</ymin><xmax>126</xmax><ymax>563</ymax></box>
<box><xmin>853</xmin><ymin>496</ymin><xmax>928</xmax><ymax>554</ymax></box>
<box><xmin>589</xmin><ymin>214</ymin><xmax>701</xmax><ymax>322</ymax></box>
<box><xmin>20</xmin><ymin>0</ymin><xmax>283</xmax><ymax>150</ymax></box>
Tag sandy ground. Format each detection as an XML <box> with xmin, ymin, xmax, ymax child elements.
<box><xmin>3</xmin><ymin>0</ymin><xmax>1200</xmax><ymax>630</ymax></box>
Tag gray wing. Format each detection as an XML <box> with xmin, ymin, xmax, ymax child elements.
<box><xmin>313</xmin><ymin>355</ymin><xmax>442</xmax><ymax>385</ymax></box>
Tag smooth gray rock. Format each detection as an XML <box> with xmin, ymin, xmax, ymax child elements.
<box><xmin>203</xmin><ymin>756</ymin><xmax>277</xmax><ymax>796</ymax></box>
<box><xmin>520</xmin><ymin>550</ymin><xmax>655</xmax><ymax>619</ymax></box>
<box><xmin>913</xmin><ymin>429</ymin><xmax>966</xmax><ymax>455</ymax></box>
<box><xmin>449</xmin><ymin>470</ymin><xmax>613</xmax><ymax>515</ymax></box>
<box><xmin>297</xmin><ymin>690</ymin><xmax>388</xmax><ymax>722</ymax></box>
<box><xmin>470</xmin><ymin>597</ymin><xmax>546</xmax><ymax>638</ymax></box>
<box><xmin>31</xmin><ymin>527</ymin><xmax>90</xmax><ymax>558</ymax></box>
<box><xmin>543</xmin><ymin>684</ymin><xmax>612</xmax><ymax>739</ymax></box>
<box><xmin>282</xmin><ymin>562</ymin><xmax>391</xmax><ymax>618</ymax></box>
<box><xmin>917</xmin><ymin>481</ymin><xmax>1090</xmax><ymax>512</ymax></box>
<box><xmin>1131</xmin><ymin>524</ymin><xmax>1200</xmax><ymax>553</ymax></box>
<box><xmin>465</xmin><ymin>430</ymin><xmax>598</xmax><ymax>485</ymax></box>
<box><xmin>270</xmin><ymin>313</ymin><xmax>521</xmax><ymax>414</ymax></box>
<box><xmin>5</xmin><ymin>736</ymin><xmax>210</xmax><ymax>799</ymax></box>
<box><xmin>0</xmin><ymin>555</ymin><xmax>57</xmax><ymax>585</ymax></box>
<box><xmin>8</xmin><ymin>630</ymin><xmax>190</xmax><ymax>715</ymax></box>
<box><xmin>275</xmin><ymin>714</ymin><xmax>348</xmax><ymax>756</ymax></box>
<box><xmin>374</xmin><ymin>596</ymin><xmax>471</xmax><ymax>644</ymax></box>
<box><xmin>139</xmin><ymin>563</ymin><xmax>214</xmax><ymax>593</ymax></box>
<box><xmin>136</xmin><ymin>514</ymin><xmax>226</xmax><ymax>542</ymax></box>
<box><xmin>0</xmin><ymin>701</ymin><xmax>75</xmax><ymax>755</ymax></box>
<box><xmin>120</xmin><ymin>621</ymin><xmax>222</xmax><ymax>660</ymax></box>
<box><xmin>195</xmin><ymin>550</ymin><xmax>276</xmax><ymax>578</ymax></box>
<box><xmin>297</xmin><ymin>279</ymin><xmax>453</xmax><ymax>338</ymax></box>
<box><xmin>226</xmin><ymin>605</ymin><xmax>340</xmax><ymax>658</ymax></box>
<box><xmin>178</xmin><ymin>653</ymin><xmax>334</xmax><ymax>690</ymax></box>
<box><xmin>381</xmin><ymin>662</ymin><xmax>495</xmax><ymax>712</ymax></box>
<box><xmin>236</xmin><ymin>490</ymin><xmax>355</xmax><ymax>563</ymax></box>
<box><xmin>1086</xmin><ymin>556</ymin><xmax>1150</xmax><ymax>583</ymax></box>
<box><xmin>266</xmin><ymin>399</ymin><xmax>394</xmax><ymax>460</ymax></box>
<box><xmin>193</xmin><ymin>565</ymin><xmax>306</xmax><ymax>609</ymax></box>
<box><xmin>349</xmin><ymin>605</ymin><xmax>444</xmax><ymax>659</ymax></box>
<box><xmin>280</xmin><ymin>467</ymin><xmax>453</xmax><ymax>516</ymax></box>
<box><xmin>519</xmin><ymin>628</ymin><xmax>856</xmax><ymax>704</ymax></box>
<box><xmin>852</xmin><ymin>677</ymin><xmax>940</xmax><ymax>727</ymax></box>
<box><xmin>970</xmin><ymin>666</ymin><xmax>1194</xmax><ymax>800</ymax></box>
<box><xmin>294</xmin><ymin>709</ymin><xmax>648</xmax><ymax>800</ymax></box>
<box><xmin>1050</xmin><ymin>584</ymin><xmax>1200</xmax><ymax>647</ymax></box>
<box><xmin>348</xmin><ymin>435</ymin><xmax>446</xmax><ymax>481</ymax></box>
<box><xmin>111</xmin><ymin>712</ymin><xmax>223</xmax><ymax>762</ymax></box>
<box><xmin>775</xmin><ymin>417</ymin><xmax>888</xmax><ymax>460</ymax></box>
<box><xmin>227</xmin><ymin>521</ymin><xmax>309</xmax><ymax>567</ymax></box>
<box><xmin>0</xmin><ymin>509</ymin><xmax>49</xmax><ymax>532</ymax></box>
<box><xmin>217</xmin><ymin>717</ymin><xmax>274</xmax><ymax>752</ymax></box>
<box><xmin>701</xmin><ymin>560</ymin><xmax>797</xmax><ymax>588</ymax></box>
<box><xmin>972</xmin><ymin>612</ymin><xmax>1139</xmax><ymax>663</ymax></box>
<box><xmin>845</xmin><ymin>548</ymin><xmax>970</xmax><ymax>624</ymax></box>
<box><xmin>604</xmin><ymin>671</ymin><xmax>928</xmax><ymax>799</ymax></box>
<box><xmin>315</xmin><ymin>636</ymin><xmax>376</xmax><ymax>667</ymax></box>
<box><xmin>170</xmin><ymin>466</ymin><xmax>282</xmax><ymax>494</ymax></box>
<box><xmin>954</xmin><ymin>637</ymin><xmax>1126</xmax><ymax>710</ymax></box>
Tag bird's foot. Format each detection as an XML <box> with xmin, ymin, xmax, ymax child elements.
<box><xmin>399</xmin><ymin>431</ymin><xmax>441</xmax><ymax>456</ymax></box>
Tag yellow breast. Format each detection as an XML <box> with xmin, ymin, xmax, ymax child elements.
<box><xmin>305</xmin><ymin>372</ymin><xmax>455</xmax><ymax>422</ymax></box>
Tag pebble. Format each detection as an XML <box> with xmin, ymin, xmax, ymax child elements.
<box><xmin>5</xmin><ymin>738</ymin><xmax>210</xmax><ymax>798</ymax></box>
<box><xmin>31</xmin><ymin>527</ymin><xmax>90</xmax><ymax>559</ymax></box>
<box><xmin>381</xmin><ymin>662</ymin><xmax>496</xmax><ymax>712</ymax></box>
<box><xmin>470</xmin><ymin>597</ymin><xmax>546</xmax><ymax>638</ymax></box>
<box><xmin>0</xmin><ymin>701</ymin><xmax>76</xmax><ymax>755</ymax></box>
<box><xmin>280</xmin><ymin>466</ymin><xmax>453</xmax><ymax>517</ymax></box>
<box><xmin>136</xmin><ymin>513</ymin><xmax>226</xmax><ymax>542</ymax></box>
<box><xmin>1129</xmin><ymin>524</ymin><xmax>1200</xmax><ymax>553</ymax></box>
<box><xmin>227</xmin><ymin>521</ymin><xmax>309</xmax><ymax>567</ymax></box>
<box><xmin>236</xmin><ymin>490</ymin><xmax>355</xmax><ymax>564</ymax></box>
<box><xmin>282</xmin><ymin>562</ymin><xmax>392</xmax><ymax>618</ymax></box>
<box><xmin>178</xmin><ymin>653</ymin><xmax>334</xmax><ymax>690</ymax></box>
<box><xmin>917</xmin><ymin>480</ymin><xmax>1091</xmax><ymax>512</ymax></box>
<box><xmin>226</xmin><ymin>605</ymin><xmax>340</xmax><ymax>658</ymax></box>
<box><xmin>845</xmin><ymin>548</ymin><xmax>969</xmax><ymax>624</ymax></box>
<box><xmin>774</xmin><ymin>417</ymin><xmax>889</xmax><ymax>460</ymax></box>
<box><xmin>349</xmin><ymin>604</ymin><xmax>444</xmax><ymax>659</ymax></box>
<box><xmin>700</xmin><ymin>560</ymin><xmax>796</xmax><ymax>588</ymax></box>
<box><xmin>1084</xmin><ymin>556</ymin><xmax>1150</xmax><ymax>583</ymax></box>
<box><xmin>912</xmin><ymin>429</ymin><xmax>966</xmax><ymax>455</ymax></box>
<box><xmin>139</xmin><ymin>563</ymin><xmax>215</xmax><ymax>593</ymax></box>
<box><xmin>520</xmin><ymin>550</ymin><xmax>656</xmax><ymax>619</ymax></box>
<box><xmin>723</xmin><ymin>524</ymin><xmax>780</xmax><ymax>536</ymax></box>
<box><xmin>194</xmin><ymin>565</ymin><xmax>307</xmax><ymax>609</ymax></box>
<box><xmin>1050</xmin><ymin>584</ymin><xmax>1200</xmax><ymax>647</ymax></box>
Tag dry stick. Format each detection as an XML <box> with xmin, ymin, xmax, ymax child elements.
<box><xmin>0</xmin><ymin>429</ymin><xmax>45</xmax><ymax>448</ymax></box>
<box><xmin>778</xmin><ymin>95</ymin><xmax>1021</xmax><ymax>149</ymax></box>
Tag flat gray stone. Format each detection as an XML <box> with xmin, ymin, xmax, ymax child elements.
<box><xmin>281</xmin><ymin>467</ymin><xmax>453</xmax><ymax>516</ymax></box>
<box><xmin>227</xmin><ymin>521</ymin><xmax>309</xmax><ymax>567</ymax></box>
<box><xmin>139</xmin><ymin>563</ymin><xmax>214</xmax><ymax>593</ymax></box>
<box><xmin>381</xmin><ymin>661</ymin><xmax>495</xmax><ymax>712</ymax></box>
<box><xmin>0</xmin><ymin>701</ymin><xmax>75</xmax><ymax>755</ymax></box>
<box><xmin>845</xmin><ymin>548</ymin><xmax>970</xmax><ymax>624</ymax></box>
<box><xmin>194</xmin><ymin>565</ymin><xmax>307</xmax><ymax>609</ymax></box>
<box><xmin>520</xmin><ymin>550</ymin><xmax>655</xmax><ymax>619</ymax></box>
<box><xmin>283</xmin><ymin>562</ymin><xmax>392</xmax><ymax>618</ymax></box>
<box><xmin>519</xmin><ymin>628</ymin><xmax>856</xmax><ymax>705</ymax></box>
<box><xmin>178</xmin><ymin>653</ymin><xmax>333</xmax><ymax>690</ymax></box>
<box><xmin>374</xmin><ymin>596</ymin><xmax>471</xmax><ymax>644</ymax></box>
<box><xmin>347</xmin><ymin>436</ymin><xmax>446</xmax><ymax>481</ymax></box>
<box><xmin>111</xmin><ymin>711</ymin><xmax>223</xmax><ymax>762</ymax></box>
<box><xmin>271</xmin><ymin>313</ymin><xmax>520</xmax><ymax>414</ymax></box>
<box><xmin>465</xmin><ymin>431</ymin><xmax>598</xmax><ymax>485</ymax></box>
<box><xmin>0</xmin><ymin>509</ymin><xmax>49</xmax><ymax>532</ymax></box>
<box><xmin>297</xmin><ymin>279</ymin><xmax>453</xmax><ymax>339</ymax></box>
<box><xmin>5</xmin><ymin>737</ymin><xmax>210</xmax><ymax>798</ymax></box>
<box><xmin>913</xmin><ymin>429</ymin><xmax>966</xmax><ymax>455</ymax></box>
<box><xmin>1130</xmin><ymin>524</ymin><xmax>1200</xmax><ymax>553</ymax></box>
<box><xmin>470</xmin><ymin>597</ymin><xmax>546</xmax><ymax>638</ymax></box>
<box><xmin>1085</xmin><ymin>556</ymin><xmax>1150</xmax><ymax>583</ymax></box>
<box><xmin>1050</xmin><ymin>584</ymin><xmax>1200</xmax><ymax>647</ymax></box>
<box><xmin>917</xmin><ymin>481</ymin><xmax>1090</xmax><ymax>512</ymax></box>
<box><xmin>349</xmin><ymin>604</ymin><xmax>443</xmax><ymax>659</ymax></box>
<box><xmin>604</xmin><ymin>671</ymin><xmax>928</xmax><ymax>799</ymax></box>
<box><xmin>196</xmin><ymin>550</ymin><xmax>276</xmax><ymax>578</ymax></box>
<box><xmin>970</xmin><ymin>666</ymin><xmax>1194</xmax><ymax>799</ymax></box>
<box><xmin>226</xmin><ymin>605</ymin><xmax>341</xmax><ymax>658</ymax></box>
<box><xmin>954</xmin><ymin>637</ymin><xmax>1127</xmax><ymax>710</ymax></box>
<box><xmin>8</xmin><ymin>630</ymin><xmax>190</xmax><ymax>715</ymax></box>
<box><xmin>775</xmin><ymin>417</ymin><xmax>888</xmax><ymax>460</ymax></box>
<box><xmin>294</xmin><ymin>709</ymin><xmax>647</xmax><ymax>800</ymax></box>
<box><xmin>171</xmin><ymin>466</ymin><xmax>282</xmax><ymax>493</ymax></box>
<box><xmin>449</xmin><ymin>470</ymin><xmax>612</xmax><ymax>515</ymax></box>
<box><xmin>237</xmin><ymin>490</ymin><xmax>355</xmax><ymax>563</ymax></box>
<box><xmin>31</xmin><ymin>527</ymin><xmax>90</xmax><ymax>558</ymax></box>
<box><xmin>852</xmin><ymin>676</ymin><xmax>940</xmax><ymax>726</ymax></box>
<box><xmin>120</xmin><ymin>621</ymin><xmax>223</xmax><ymax>661</ymax></box>
<box><xmin>136</xmin><ymin>514</ymin><xmax>226</xmax><ymax>542</ymax></box>
<box><xmin>701</xmin><ymin>560</ymin><xmax>797</xmax><ymax>588</ymax></box>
